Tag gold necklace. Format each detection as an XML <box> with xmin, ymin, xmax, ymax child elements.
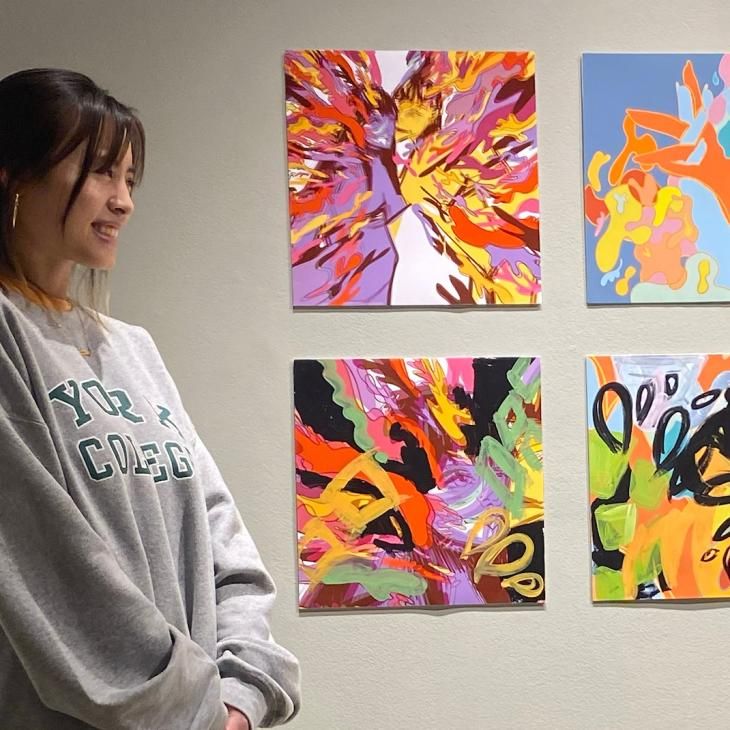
<box><xmin>50</xmin><ymin>303</ymin><xmax>93</xmax><ymax>358</ymax></box>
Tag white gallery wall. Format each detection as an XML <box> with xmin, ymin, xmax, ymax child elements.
<box><xmin>3</xmin><ymin>1</ymin><xmax>730</xmax><ymax>727</ymax></box>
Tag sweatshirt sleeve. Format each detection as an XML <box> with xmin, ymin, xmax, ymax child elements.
<box><xmin>0</xmin><ymin>407</ymin><xmax>229</xmax><ymax>730</ymax></box>
<box><xmin>193</xmin><ymin>432</ymin><xmax>302</xmax><ymax>728</ymax></box>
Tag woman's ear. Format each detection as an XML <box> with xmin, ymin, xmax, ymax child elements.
<box><xmin>0</xmin><ymin>169</ymin><xmax>9</xmax><ymax>187</ymax></box>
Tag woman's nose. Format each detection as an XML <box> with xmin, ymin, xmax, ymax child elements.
<box><xmin>110</xmin><ymin>183</ymin><xmax>134</xmax><ymax>216</ymax></box>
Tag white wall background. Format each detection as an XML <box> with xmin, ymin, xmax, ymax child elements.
<box><xmin>4</xmin><ymin>1</ymin><xmax>730</xmax><ymax>727</ymax></box>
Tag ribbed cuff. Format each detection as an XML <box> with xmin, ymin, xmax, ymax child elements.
<box><xmin>220</xmin><ymin>677</ymin><xmax>268</xmax><ymax>729</ymax></box>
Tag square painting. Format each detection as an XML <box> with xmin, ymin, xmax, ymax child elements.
<box><xmin>294</xmin><ymin>357</ymin><xmax>544</xmax><ymax>609</ymax></box>
<box><xmin>588</xmin><ymin>354</ymin><xmax>730</xmax><ymax>601</ymax></box>
<box><xmin>286</xmin><ymin>51</ymin><xmax>540</xmax><ymax>307</ymax></box>
<box><xmin>582</xmin><ymin>53</ymin><xmax>730</xmax><ymax>303</ymax></box>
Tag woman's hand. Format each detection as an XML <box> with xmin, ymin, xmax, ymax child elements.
<box><xmin>224</xmin><ymin>704</ymin><xmax>251</xmax><ymax>730</ymax></box>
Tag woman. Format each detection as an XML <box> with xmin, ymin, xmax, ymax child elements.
<box><xmin>0</xmin><ymin>68</ymin><xmax>300</xmax><ymax>729</ymax></box>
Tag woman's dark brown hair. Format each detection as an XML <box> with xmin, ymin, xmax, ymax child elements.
<box><xmin>0</xmin><ymin>68</ymin><xmax>145</xmax><ymax>321</ymax></box>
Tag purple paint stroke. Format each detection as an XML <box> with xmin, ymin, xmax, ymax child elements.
<box><xmin>522</xmin><ymin>357</ymin><xmax>541</xmax><ymax>386</ymax></box>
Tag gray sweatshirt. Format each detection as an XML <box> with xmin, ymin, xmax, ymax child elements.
<box><xmin>0</xmin><ymin>285</ymin><xmax>300</xmax><ymax>729</ymax></box>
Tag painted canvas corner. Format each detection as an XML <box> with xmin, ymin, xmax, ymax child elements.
<box><xmin>285</xmin><ymin>50</ymin><xmax>541</xmax><ymax>308</ymax></box>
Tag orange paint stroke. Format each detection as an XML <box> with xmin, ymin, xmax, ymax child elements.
<box><xmin>682</xmin><ymin>60</ymin><xmax>702</xmax><ymax>117</ymax></box>
<box><xmin>495</xmin><ymin>164</ymin><xmax>539</xmax><ymax>199</ymax></box>
<box><xmin>296</xmin><ymin>424</ymin><xmax>435</xmax><ymax>549</ymax></box>
<box><xmin>296</xmin><ymin>424</ymin><xmax>361</xmax><ymax>473</ymax></box>
<box><xmin>673</xmin><ymin>524</ymin><xmax>701</xmax><ymax>598</ymax></box>
<box><xmin>627</xmin><ymin>426</ymin><xmax>651</xmax><ymax>467</ymax></box>
<box><xmin>698</xmin><ymin>355</ymin><xmax>730</xmax><ymax>391</ymax></box>
<box><xmin>381</xmin><ymin>556</ymin><xmax>446</xmax><ymax>582</ymax></box>
<box><xmin>306</xmin><ymin>98</ymin><xmax>366</xmax><ymax>149</ymax></box>
<box><xmin>634</xmin><ymin>123</ymin><xmax>730</xmax><ymax>224</ymax></box>
<box><xmin>590</xmin><ymin>356</ymin><xmax>620</xmax><ymax>419</ymax></box>
<box><xmin>608</xmin><ymin>116</ymin><xmax>658</xmax><ymax>186</ymax></box>
<box><xmin>391</xmin><ymin>415</ymin><xmax>444</xmax><ymax>484</ymax></box>
<box><xmin>389</xmin><ymin>471</ymin><xmax>434</xmax><ymax>549</ymax></box>
<box><xmin>329</xmin><ymin>269</ymin><xmax>362</xmax><ymax>306</ymax></box>
<box><xmin>334</xmin><ymin>252</ymin><xmax>364</xmax><ymax>279</ymax></box>
<box><xmin>290</xmin><ymin>185</ymin><xmax>330</xmax><ymax>217</ymax></box>
<box><xmin>584</xmin><ymin>185</ymin><xmax>608</xmax><ymax>225</ymax></box>
<box><xmin>389</xmin><ymin>360</ymin><xmax>421</xmax><ymax>401</ymax></box>
<box><xmin>448</xmin><ymin>203</ymin><xmax>526</xmax><ymax>249</ymax></box>
<box><xmin>627</xmin><ymin>108</ymin><xmax>689</xmax><ymax>141</ymax></box>
<box><xmin>621</xmin><ymin>170</ymin><xmax>659</xmax><ymax>206</ymax></box>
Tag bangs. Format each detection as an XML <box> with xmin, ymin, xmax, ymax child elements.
<box><xmin>55</xmin><ymin>97</ymin><xmax>146</xmax><ymax>222</ymax></box>
<box><xmin>88</xmin><ymin>108</ymin><xmax>145</xmax><ymax>187</ymax></box>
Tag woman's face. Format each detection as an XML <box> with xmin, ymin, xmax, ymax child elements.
<box><xmin>15</xmin><ymin>140</ymin><xmax>136</xmax><ymax>272</ymax></box>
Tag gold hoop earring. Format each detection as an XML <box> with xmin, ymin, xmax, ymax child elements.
<box><xmin>11</xmin><ymin>193</ymin><xmax>19</xmax><ymax>229</ymax></box>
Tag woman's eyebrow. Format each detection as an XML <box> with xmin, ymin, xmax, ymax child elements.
<box><xmin>100</xmin><ymin>158</ymin><xmax>136</xmax><ymax>174</ymax></box>
<box><xmin>93</xmin><ymin>148</ymin><xmax>134</xmax><ymax>169</ymax></box>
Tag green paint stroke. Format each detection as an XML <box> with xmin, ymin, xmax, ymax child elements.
<box><xmin>595</xmin><ymin>502</ymin><xmax>636</xmax><ymax>551</ymax></box>
<box><xmin>629</xmin><ymin>459</ymin><xmax>669</xmax><ymax>509</ymax></box>
<box><xmin>594</xmin><ymin>566</ymin><xmax>624</xmax><ymax>600</ymax></box>
<box><xmin>321</xmin><ymin>563</ymin><xmax>428</xmax><ymax>601</ymax></box>
<box><xmin>475</xmin><ymin>358</ymin><xmax>542</xmax><ymax>519</ymax></box>
<box><xmin>476</xmin><ymin>435</ymin><xmax>526</xmax><ymax>519</ymax></box>
<box><xmin>506</xmin><ymin>357</ymin><xmax>540</xmax><ymax>402</ymax></box>
<box><xmin>632</xmin><ymin>540</ymin><xmax>662</xmax><ymax>586</ymax></box>
<box><xmin>320</xmin><ymin>360</ymin><xmax>387</xmax><ymax>463</ymax></box>
<box><xmin>495</xmin><ymin>391</ymin><xmax>542</xmax><ymax>471</ymax></box>
<box><xmin>588</xmin><ymin>429</ymin><xmax>629</xmax><ymax>499</ymax></box>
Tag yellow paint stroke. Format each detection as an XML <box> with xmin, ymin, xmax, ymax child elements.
<box><xmin>290</xmin><ymin>191</ymin><xmax>372</xmax><ymax>245</ymax></box>
<box><xmin>652</xmin><ymin>186</ymin><xmax>683</xmax><ymax>227</ymax></box>
<box><xmin>615</xmin><ymin>265</ymin><xmax>637</xmax><ymax>297</ymax></box>
<box><xmin>494</xmin><ymin>112</ymin><xmax>536</xmax><ymax>144</ymax></box>
<box><xmin>389</xmin><ymin>515</ymin><xmax>404</xmax><ymax>539</ymax></box>
<box><xmin>511</xmin><ymin>445</ymin><xmax>544</xmax><ymax>527</ymax></box>
<box><xmin>697</xmin><ymin>256</ymin><xmax>711</xmax><ymax>295</ymax></box>
<box><xmin>461</xmin><ymin>507</ymin><xmax>536</xmax><ymax>580</ymax></box>
<box><xmin>386</xmin><ymin>212</ymin><xmax>403</xmax><ymax>242</ymax></box>
<box><xmin>298</xmin><ymin>450</ymin><xmax>412</xmax><ymax>586</ymax></box>
<box><xmin>428</xmin><ymin>563</ymin><xmax>454</xmax><ymax>577</ymax></box>
<box><xmin>501</xmin><ymin>572</ymin><xmax>544</xmax><ymax>598</ymax></box>
<box><xmin>473</xmin><ymin>532</ymin><xmax>534</xmax><ymax>578</ymax></box>
<box><xmin>299</xmin><ymin>520</ymin><xmax>379</xmax><ymax>585</ymax></box>
<box><xmin>588</xmin><ymin>151</ymin><xmax>611</xmax><ymax>193</ymax></box>
<box><xmin>395</xmin><ymin>98</ymin><xmax>439</xmax><ymax>141</ymax></box>
<box><xmin>422</xmin><ymin>359</ymin><xmax>473</xmax><ymax>445</ymax></box>
<box><xmin>287</xmin><ymin>117</ymin><xmax>340</xmax><ymax>138</ymax></box>
<box><xmin>321</xmin><ymin>449</ymin><xmax>407</xmax><ymax>533</ymax></box>
<box><xmin>445</xmin><ymin>51</ymin><xmax>509</xmax><ymax>94</ymax></box>
<box><xmin>595</xmin><ymin>184</ymin><xmax>643</xmax><ymax>272</ymax></box>
<box><xmin>462</xmin><ymin>508</ymin><xmax>509</xmax><ymax>558</ymax></box>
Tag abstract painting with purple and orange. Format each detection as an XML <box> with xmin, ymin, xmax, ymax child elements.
<box><xmin>294</xmin><ymin>357</ymin><xmax>544</xmax><ymax>609</ymax></box>
<box><xmin>582</xmin><ymin>53</ymin><xmax>730</xmax><ymax>304</ymax></box>
<box><xmin>285</xmin><ymin>51</ymin><xmax>540</xmax><ymax>307</ymax></box>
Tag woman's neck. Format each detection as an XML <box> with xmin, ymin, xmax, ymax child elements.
<box><xmin>0</xmin><ymin>263</ymin><xmax>73</xmax><ymax>311</ymax></box>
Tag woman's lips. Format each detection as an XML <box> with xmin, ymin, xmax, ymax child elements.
<box><xmin>92</xmin><ymin>222</ymin><xmax>119</xmax><ymax>243</ymax></box>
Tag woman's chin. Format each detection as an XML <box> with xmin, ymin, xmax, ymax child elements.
<box><xmin>76</xmin><ymin>253</ymin><xmax>116</xmax><ymax>271</ymax></box>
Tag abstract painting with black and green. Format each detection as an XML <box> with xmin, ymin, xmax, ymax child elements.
<box><xmin>286</xmin><ymin>51</ymin><xmax>540</xmax><ymax>307</ymax></box>
<box><xmin>588</xmin><ymin>355</ymin><xmax>730</xmax><ymax>601</ymax></box>
<box><xmin>294</xmin><ymin>357</ymin><xmax>544</xmax><ymax>609</ymax></box>
<box><xmin>582</xmin><ymin>54</ymin><xmax>730</xmax><ymax>303</ymax></box>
